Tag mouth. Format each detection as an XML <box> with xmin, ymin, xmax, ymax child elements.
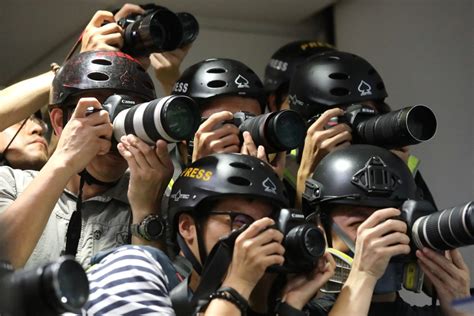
<box><xmin>30</xmin><ymin>138</ymin><xmax>48</xmax><ymax>148</ymax></box>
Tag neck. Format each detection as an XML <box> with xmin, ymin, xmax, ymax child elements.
<box><xmin>66</xmin><ymin>173</ymin><xmax>112</xmax><ymax>200</ymax></box>
<box><xmin>372</xmin><ymin>292</ymin><xmax>397</xmax><ymax>303</ymax></box>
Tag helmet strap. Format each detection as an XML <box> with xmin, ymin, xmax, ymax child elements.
<box><xmin>177</xmin><ymin>233</ymin><xmax>203</xmax><ymax>275</ymax></box>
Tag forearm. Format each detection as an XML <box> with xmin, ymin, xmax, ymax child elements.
<box><xmin>329</xmin><ymin>272</ymin><xmax>376</xmax><ymax>316</ymax></box>
<box><xmin>204</xmin><ymin>299</ymin><xmax>242</xmax><ymax>316</ymax></box>
<box><xmin>0</xmin><ymin>71</ymin><xmax>54</xmax><ymax>131</ymax></box>
<box><xmin>0</xmin><ymin>156</ymin><xmax>73</xmax><ymax>268</ymax></box>
<box><xmin>296</xmin><ymin>164</ymin><xmax>311</xmax><ymax>209</ymax></box>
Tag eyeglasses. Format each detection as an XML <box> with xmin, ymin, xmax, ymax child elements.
<box><xmin>207</xmin><ymin>211</ymin><xmax>256</xmax><ymax>231</ymax></box>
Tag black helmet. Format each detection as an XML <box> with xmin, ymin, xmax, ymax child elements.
<box><xmin>168</xmin><ymin>153</ymin><xmax>289</xmax><ymax>228</ymax></box>
<box><xmin>50</xmin><ymin>51</ymin><xmax>156</xmax><ymax>107</ymax></box>
<box><xmin>302</xmin><ymin>145</ymin><xmax>418</xmax><ymax>217</ymax></box>
<box><xmin>171</xmin><ymin>58</ymin><xmax>266</xmax><ymax>111</ymax></box>
<box><xmin>289</xmin><ymin>51</ymin><xmax>388</xmax><ymax>119</ymax></box>
<box><xmin>264</xmin><ymin>40</ymin><xmax>335</xmax><ymax>93</ymax></box>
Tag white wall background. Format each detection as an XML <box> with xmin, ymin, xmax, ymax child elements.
<box><xmin>334</xmin><ymin>0</ymin><xmax>473</xmax><ymax>306</ymax></box>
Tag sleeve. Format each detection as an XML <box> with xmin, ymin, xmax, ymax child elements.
<box><xmin>84</xmin><ymin>246</ymin><xmax>176</xmax><ymax>315</ymax></box>
<box><xmin>0</xmin><ymin>166</ymin><xmax>19</xmax><ymax>212</ymax></box>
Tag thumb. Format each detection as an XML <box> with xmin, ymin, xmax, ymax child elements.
<box><xmin>71</xmin><ymin>98</ymin><xmax>102</xmax><ymax>119</ymax></box>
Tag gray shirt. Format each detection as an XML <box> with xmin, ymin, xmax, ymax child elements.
<box><xmin>0</xmin><ymin>166</ymin><xmax>132</xmax><ymax>269</ymax></box>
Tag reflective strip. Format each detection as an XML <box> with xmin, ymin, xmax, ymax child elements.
<box><xmin>167</xmin><ymin>178</ymin><xmax>175</xmax><ymax>191</ymax></box>
<box><xmin>407</xmin><ymin>155</ymin><xmax>420</xmax><ymax>175</ymax></box>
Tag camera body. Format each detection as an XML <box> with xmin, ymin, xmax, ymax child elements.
<box><xmin>118</xmin><ymin>5</ymin><xmax>199</xmax><ymax>57</ymax></box>
<box><xmin>269</xmin><ymin>208</ymin><xmax>326</xmax><ymax>273</ymax></box>
<box><xmin>317</xmin><ymin>103</ymin><xmax>437</xmax><ymax>148</ymax></box>
<box><xmin>101</xmin><ymin>94</ymin><xmax>200</xmax><ymax>144</ymax></box>
<box><xmin>226</xmin><ymin>110</ymin><xmax>306</xmax><ymax>153</ymax></box>
<box><xmin>0</xmin><ymin>257</ymin><xmax>89</xmax><ymax>316</ymax></box>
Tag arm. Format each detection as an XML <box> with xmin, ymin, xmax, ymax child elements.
<box><xmin>416</xmin><ymin>248</ymin><xmax>471</xmax><ymax>316</ymax></box>
<box><xmin>0</xmin><ymin>98</ymin><xmax>112</xmax><ymax>268</ymax></box>
<box><xmin>329</xmin><ymin>208</ymin><xmax>411</xmax><ymax>316</ymax></box>
<box><xmin>150</xmin><ymin>44</ymin><xmax>192</xmax><ymax>95</ymax></box>
<box><xmin>296</xmin><ymin>108</ymin><xmax>351</xmax><ymax>208</ymax></box>
<box><xmin>0</xmin><ymin>71</ymin><xmax>54</xmax><ymax>131</ymax></box>
<box><xmin>117</xmin><ymin>135</ymin><xmax>173</xmax><ymax>249</ymax></box>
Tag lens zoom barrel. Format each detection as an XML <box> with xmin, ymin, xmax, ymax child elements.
<box><xmin>355</xmin><ymin>105</ymin><xmax>437</xmax><ymax>148</ymax></box>
<box><xmin>113</xmin><ymin>95</ymin><xmax>200</xmax><ymax>144</ymax></box>
<box><xmin>238</xmin><ymin>110</ymin><xmax>306</xmax><ymax>153</ymax></box>
<box><xmin>412</xmin><ymin>201</ymin><xmax>474</xmax><ymax>251</ymax></box>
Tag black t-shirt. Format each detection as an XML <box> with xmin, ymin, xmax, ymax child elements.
<box><xmin>307</xmin><ymin>293</ymin><xmax>445</xmax><ymax>316</ymax></box>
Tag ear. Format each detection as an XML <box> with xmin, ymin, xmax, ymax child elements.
<box><xmin>267</xmin><ymin>94</ymin><xmax>278</xmax><ymax>112</ymax></box>
<box><xmin>49</xmin><ymin>108</ymin><xmax>65</xmax><ymax>137</ymax></box>
<box><xmin>178</xmin><ymin>213</ymin><xmax>197</xmax><ymax>245</ymax></box>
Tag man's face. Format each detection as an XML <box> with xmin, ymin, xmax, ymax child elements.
<box><xmin>0</xmin><ymin>115</ymin><xmax>49</xmax><ymax>170</ymax></box>
<box><xmin>198</xmin><ymin>197</ymin><xmax>274</xmax><ymax>261</ymax></box>
<box><xmin>330</xmin><ymin>204</ymin><xmax>378</xmax><ymax>253</ymax></box>
<box><xmin>201</xmin><ymin>96</ymin><xmax>262</xmax><ymax>117</ymax></box>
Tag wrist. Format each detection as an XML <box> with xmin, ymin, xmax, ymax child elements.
<box><xmin>221</xmin><ymin>276</ymin><xmax>254</xmax><ymax>301</ymax></box>
<box><xmin>344</xmin><ymin>269</ymin><xmax>377</xmax><ymax>293</ymax></box>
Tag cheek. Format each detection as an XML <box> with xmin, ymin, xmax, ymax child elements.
<box><xmin>202</xmin><ymin>221</ymin><xmax>228</xmax><ymax>252</ymax></box>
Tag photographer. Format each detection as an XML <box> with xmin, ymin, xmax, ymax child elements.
<box><xmin>0</xmin><ymin>51</ymin><xmax>173</xmax><ymax>269</ymax></box>
<box><xmin>172</xmin><ymin>58</ymin><xmax>286</xmax><ymax>177</ymax></box>
<box><xmin>264</xmin><ymin>40</ymin><xmax>335</xmax><ymax>112</ymax></box>
<box><xmin>80</xmin><ymin>3</ymin><xmax>192</xmax><ymax>95</ymax></box>
<box><xmin>288</xmin><ymin>50</ymin><xmax>435</xmax><ymax>208</ymax></box>
<box><xmin>84</xmin><ymin>153</ymin><xmax>335</xmax><ymax>315</ymax></box>
<box><xmin>302</xmin><ymin>145</ymin><xmax>471</xmax><ymax>316</ymax></box>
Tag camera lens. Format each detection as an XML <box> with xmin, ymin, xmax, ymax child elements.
<box><xmin>268</xmin><ymin>110</ymin><xmax>306</xmax><ymax>151</ymax></box>
<box><xmin>412</xmin><ymin>201</ymin><xmax>474</xmax><ymax>251</ymax></box>
<box><xmin>304</xmin><ymin>226</ymin><xmax>326</xmax><ymax>258</ymax></box>
<box><xmin>43</xmin><ymin>257</ymin><xmax>89</xmax><ymax>312</ymax></box>
<box><xmin>355</xmin><ymin>105</ymin><xmax>437</xmax><ymax>148</ymax></box>
<box><xmin>177</xmin><ymin>12</ymin><xmax>200</xmax><ymax>47</ymax></box>
<box><xmin>113</xmin><ymin>95</ymin><xmax>200</xmax><ymax>144</ymax></box>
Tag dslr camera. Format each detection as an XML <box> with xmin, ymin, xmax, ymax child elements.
<box><xmin>225</xmin><ymin>110</ymin><xmax>306</xmax><ymax>153</ymax></box>
<box><xmin>0</xmin><ymin>256</ymin><xmax>89</xmax><ymax>316</ymax></box>
<box><xmin>100</xmin><ymin>94</ymin><xmax>201</xmax><ymax>144</ymax></box>
<box><xmin>318</xmin><ymin>104</ymin><xmax>437</xmax><ymax>148</ymax></box>
<box><xmin>117</xmin><ymin>4</ymin><xmax>199</xmax><ymax>57</ymax></box>
<box><xmin>269</xmin><ymin>208</ymin><xmax>326</xmax><ymax>273</ymax></box>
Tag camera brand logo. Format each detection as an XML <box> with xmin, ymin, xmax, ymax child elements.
<box><xmin>358</xmin><ymin>80</ymin><xmax>372</xmax><ymax>96</ymax></box>
<box><xmin>235</xmin><ymin>75</ymin><xmax>250</xmax><ymax>88</ymax></box>
<box><xmin>171</xmin><ymin>190</ymin><xmax>190</xmax><ymax>202</ymax></box>
<box><xmin>262</xmin><ymin>177</ymin><xmax>277</xmax><ymax>194</ymax></box>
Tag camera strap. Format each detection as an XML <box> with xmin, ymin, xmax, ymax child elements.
<box><xmin>64</xmin><ymin>174</ymin><xmax>86</xmax><ymax>256</ymax></box>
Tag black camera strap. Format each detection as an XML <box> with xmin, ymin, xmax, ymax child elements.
<box><xmin>64</xmin><ymin>174</ymin><xmax>86</xmax><ymax>256</ymax></box>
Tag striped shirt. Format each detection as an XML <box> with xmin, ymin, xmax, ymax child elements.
<box><xmin>83</xmin><ymin>246</ymin><xmax>176</xmax><ymax>315</ymax></box>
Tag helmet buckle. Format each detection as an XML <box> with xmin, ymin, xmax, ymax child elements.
<box><xmin>303</xmin><ymin>178</ymin><xmax>322</xmax><ymax>203</ymax></box>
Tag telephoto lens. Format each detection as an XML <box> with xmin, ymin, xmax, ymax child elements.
<box><xmin>177</xmin><ymin>12</ymin><xmax>200</xmax><ymax>47</ymax></box>
<box><xmin>237</xmin><ymin>110</ymin><xmax>306</xmax><ymax>153</ymax></box>
<box><xmin>353</xmin><ymin>104</ymin><xmax>437</xmax><ymax>148</ymax></box>
<box><xmin>269</xmin><ymin>208</ymin><xmax>326</xmax><ymax>273</ymax></box>
<box><xmin>0</xmin><ymin>256</ymin><xmax>89</xmax><ymax>316</ymax></box>
<box><xmin>411</xmin><ymin>201</ymin><xmax>474</xmax><ymax>251</ymax></box>
<box><xmin>120</xmin><ymin>6</ymin><xmax>184</xmax><ymax>56</ymax></box>
<box><xmin>112</xmin><ymin>95</ymin><xmax>201</xmax><ymax>144</ymax></box>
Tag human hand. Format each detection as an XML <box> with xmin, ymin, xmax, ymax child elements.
<box><xmin>114</xmin><ymin>3</ymin><xmax>145</xmax><ymax>20</ymax></box>
<box><xmin>282</xmin><ymin>252</ymin><xmax>336</xmax><ymax>310</ymax></box>
<box><xmin>118</xmin><ymin>135</ymin><xmax>173</xmax><ymax>219</ymax></box>
<box><xmin>150</xmin><ymin>44</ymin><xmax>192</xmax><ymax>95</ymax></box>
<box><xmin>81</xmin><ymin>10</ymin><xmax>123</xmax><ymax>52</ymax></box>
<box><xmin>351</xmin><ymin>208</ymin><xmax>411</xmax><ymax>282</ymax></box>
<box><xmin>417</xmin><ymin>248</ymin><xmax>471</xmax><ymax>316</ymax></box>
<box><xmin>222</xmin><ymin>218</ymin><xmax>285</xmax><ymax>300</ymax></box>
<box><xmin>192</xmin><ymin>111</ymin><xmax>240</xmax><ymax>161</ymax></box>
<box><xmin>52</xmin><ymin>98</ymin><xmax>112</xmax><ymax>174</ymax></box>
<box><xmin>241</xmin><ymin>131</ymin><xmax>286</xmax><ymax>178</ymax></box>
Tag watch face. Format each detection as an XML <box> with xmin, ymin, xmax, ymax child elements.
<box><xmin>146</xmin><ymin>219</ymin><xmax>164</xmax><ymax>238</ymax></box>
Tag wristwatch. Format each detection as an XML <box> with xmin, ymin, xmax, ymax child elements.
<box><xmin>130</xmin><ymin>214</ymin><xmax>165</xmax><ymax>241</ymax></box>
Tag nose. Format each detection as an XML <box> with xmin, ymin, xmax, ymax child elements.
<box><xmin>27</xmin><ymin>117</ymin><xmax>48</xmax><ymax>136</ymax></box>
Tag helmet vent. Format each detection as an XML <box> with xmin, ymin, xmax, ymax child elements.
<box><xmin>208</xmin><ymin>80</ymin><xmax>227</xmax><ymax>88</ymax></box>
<box><xmin>230</xmin><ymin>162</ymin><xmax>252</xmax><ymax>170</ymax></box>
<box><xmin>228</xmin><ymin>176</ymin><xmax>251</xmax><ymax>186</ymax></box>
<box><xmin>87</xmin><ymin>72</ymin><xmax>109</xmax><ymax>81</ymax></box>
<box><xmin>207</xmin><ymin>67</ymin><xmax>226</xmax><ymax>73</ymax></box>
<box><xmin>91</xmin><ymin>59</ymin><xmax>112</xmax><ymax>66</ymax></box>
<box><xmin>330</xmin><ymin>87</ymin><xmax>350</xmax><ymax>96</ymax></box>
<box><xmin>329</xmin><ymin>73</ymin><xmax>349</xmax><ymax>80</ymax></box>
<box><xmin>327</xmin><ymin>56</ymin><xmax>340</xmax><ymax>61</ymax></box>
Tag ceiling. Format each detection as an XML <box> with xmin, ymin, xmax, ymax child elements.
<box><xmin>0</xmin><ymin>0</ymin><xmax>335</xmax><ymax>86</ymax></box>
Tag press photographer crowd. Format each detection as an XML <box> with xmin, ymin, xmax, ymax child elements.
<box><xmin>0</xmin><ymin>2</ymin><xmax>472</xmax><ymax>316</ymax></box>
